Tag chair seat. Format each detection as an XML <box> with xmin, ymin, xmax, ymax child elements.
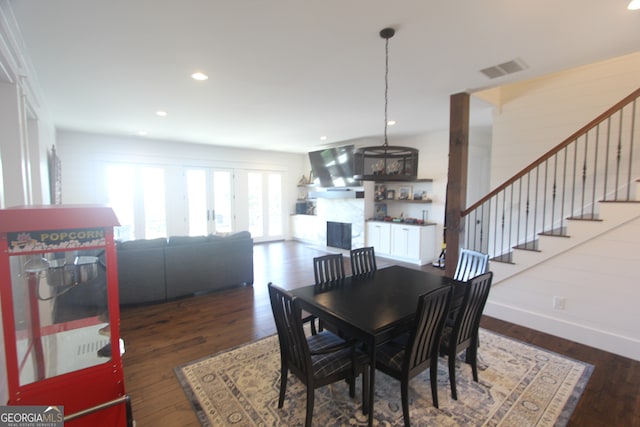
<box><xmin>375</xmin><ymin>334</ymin><xmax>410</xmax><ymax>371</ymax></box>
<box><xmin>309</xmin><ymin>331</ymin><xmax>368</xmax><ymax>377</ymax></box>
<box><xmin>307</xmin><ymin>330</ymin><xmax>347</xmax><ymax>352</ymax></box>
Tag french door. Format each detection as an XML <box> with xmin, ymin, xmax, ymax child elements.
<box><xmin>246</xmin><ymin>171</ymin><xmax>284</xmax><ymax>242</ymax></box>
<box><xmin>185</xmin><ymin>168</ymin><xmax>233</xmax><ymax>236</ymax></box>
<box><xmin>106</xmin><ymin>163</ymin><xmax>167</xmax><ymax>241</ymax></box>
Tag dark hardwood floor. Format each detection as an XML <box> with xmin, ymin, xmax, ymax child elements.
<box><xmin>120</xmin><ymin>241</ymin><xmax>640</xmax><ymax>426</ymax></box>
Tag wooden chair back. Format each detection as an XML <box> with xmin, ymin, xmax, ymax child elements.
<box><xmin>404</xmin><ymin>286</ymin><xmax>452</xmax><ymax>375</ymax></box>
<box><xmin>453</xmin><ymin>271</ymin><xmax>493</xmax><ymax>350</ymax></box>
<box><xmin>313</xmin><ymin>254</ymin><xmax>345</xmax><ymax>284</ymax></box>
<box><xmin>350</xmin><ymin>246</ymin><xmax>377</xmax><ymax>276</ymax></box>
<box><xmin>453</xmin><ymin>248</ymin><xmax>489</xmax><ymax>282</ymax></box>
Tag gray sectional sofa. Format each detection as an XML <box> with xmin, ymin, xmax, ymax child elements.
<box><xmin>116</xmin><ymin>231</ymin><xmax>254</xmax><ymax>305</ymax></box>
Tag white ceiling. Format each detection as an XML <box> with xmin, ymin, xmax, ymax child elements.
<box><xmin>8</xmin><ymin>0</ymin><xmax>640</xmax><ymax>153</ymax></box>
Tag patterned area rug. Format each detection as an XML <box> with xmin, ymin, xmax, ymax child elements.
<box><xmin>175</xmin><ymin>329</ymin><xmax>592</xmax><ymax>426</ymax></box>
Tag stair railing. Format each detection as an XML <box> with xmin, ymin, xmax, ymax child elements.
<box><xmin>462</xmin><ymin>88</ymin><xmax>640</xmax><ymax>262</ymax></box>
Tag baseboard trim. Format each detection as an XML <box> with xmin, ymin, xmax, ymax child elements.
<box><xmin>484</xmin><ymin>300</ymin><xmax>640</xmax><ymax>362</ymax></box>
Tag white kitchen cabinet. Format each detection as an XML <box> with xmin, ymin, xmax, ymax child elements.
<box><xmin>366</xmin><ymin>221</ymin><xmax>391</xmax><ymax>254</ymax></box>
<box><xmin>366</xmin><ymin>221</ymin><xmax>436</xmax><ymax>265</ymax></box>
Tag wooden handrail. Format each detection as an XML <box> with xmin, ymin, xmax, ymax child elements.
<box><xmin>462</xmin><ymin>87</ymin><xmax>640</xmax><ymax>217</ymax></box>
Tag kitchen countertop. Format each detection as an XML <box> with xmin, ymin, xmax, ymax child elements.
<box><xmin>367</xmin><ymin>219</ymin><xmax>437</xmax><ymax>226</ymax></box>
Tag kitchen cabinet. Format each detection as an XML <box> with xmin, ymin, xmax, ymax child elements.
<box><xmin>366</xmin><ymin>221</ymin><xmax>391</xmax><ymax>254</ymax></box>
<box><xmin>366</xmin><ymin>221</ymin><xmax>436</xmax><ymax>265</ymax></box>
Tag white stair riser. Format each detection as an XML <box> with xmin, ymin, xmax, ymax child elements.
<box><xmin>493</xmin><ymin>201</ymin><xmax>640</xmax><ymax>284</ymax></box>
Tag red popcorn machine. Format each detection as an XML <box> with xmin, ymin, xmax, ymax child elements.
<box><xmin>0</xmin><ymin>205</ymin><xmax>132</xmax><ymax>426</ymax></box>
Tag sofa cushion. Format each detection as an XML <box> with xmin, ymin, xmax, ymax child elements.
<box><xmin>207</xmin><ymin>234</ymin><xmax>226</xmax><ymax>243</ymax></box>
<box><xmin>167</xmin><ymin>235</ymin><xmax>209</xmax><ymax>246</ymax></box>
<box><xmin>226</xmin><ymin>231</ymin><xmax>252</xmax><ymax>240</ymax></box>
<box><xmin>118</xmin><ymin>237</ymin><xmax>167</xmax><ymax>250</ymax></box>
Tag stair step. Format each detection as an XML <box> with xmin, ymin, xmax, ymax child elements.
<box><xmin>538</xmin><ymin>226</ymin><xmax>569</xmax><ymax>237</ymax></box>
<box><xmin>567</xmin><ymin>213</ymin><xmax>602</xmax><ymax>221</ymax></box>
<box><xmin>513</xmin><ymin>240</ymin><xmax>540</xmax><ymax>251</ymax></box>
<box><xmin>491</xmin><ymin>252</ymin><xmax>514</xmax><ymax>264</ymax></box>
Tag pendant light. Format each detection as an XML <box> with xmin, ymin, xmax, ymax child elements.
<box><xmin>354</xmin><ymin>27</ymin><xmax>418</xmax><ymax>181</ymax></box>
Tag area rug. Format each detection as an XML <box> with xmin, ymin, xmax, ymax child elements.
<box><xmin>175</xmin><ymin>329</ymin><xmax>593</xmax><ymax>426</ymax></box>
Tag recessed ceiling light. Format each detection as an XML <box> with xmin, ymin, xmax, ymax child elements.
<box><xmin>137</xmin><ymin>130</ymin><xmax>147</xmax><ymax>136</ymax></box>
<box><xmin>156</xmin><ymin>110</ymin><xmax>167</xmax><ymax>117</ymax></box>
<box><xmin>191</xmin><ymin>72</ymin><xmax>209</xmax><ymax>81</ymax></box>
<box><xmin>320</xmin><ymin>136</ymin><xmax>328</xmax><ymax>141</ymax></box>
<box><xmin>387</xmin><ymin>120</ymin><xmax>396</xmax><ymax>126</ymax></box>
<box><xmin>629</xmin><ymin>0</ymin><xmax>640</xmax><ymax>10</ymax></box>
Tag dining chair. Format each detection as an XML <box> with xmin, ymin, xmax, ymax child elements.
<box><xmin>268</xmin><ymin>283</ymin><xmax>369</xmax><ymax>427</ymax></box>
<box><xmin>439</xmin><ymin>271</ymin><xmax>493</xmax><ymax>400</ymax></box>
<box><xmin>312</xmin><ymin>253</ymin><xmax>346</xmax><ymax>331</ymax></box>
<box><xmin>313</xmin><ymin>253</ymin><xmax>346</xmax><ymax>284</ymax></box>
<box><xmin>449</xmin><ymin>248</ymin><xmax>490</xmax><ymax>325</ymax></box>
<box><xmin>350</xmin><ymin>246</ymin><xmax>377</xmax><ymax>276</ymax></box>
<box><xmin>453</xmin><ymin>248</ymin><xmax>489</xmax><ymax>282</ymax></box>
<box><xmin>374</xmin><ymin>285</ymin><xmax>452</xmax><ymax>427</ymax></box>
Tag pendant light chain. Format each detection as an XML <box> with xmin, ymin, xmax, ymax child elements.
<box><xmin>383</xmin><ymin>35</ymin><xmax>390</xmax><ymax>147</ymax></box>
<box><xmin>354</xmin><ymin>27</ymin><xmax>418</xmax><ymax>182</ymax></box>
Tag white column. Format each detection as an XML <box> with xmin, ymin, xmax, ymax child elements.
<box><xmin>0</xmin><ymin>81</ymin><xmax>30</xmax><ymax>206</ymax></box>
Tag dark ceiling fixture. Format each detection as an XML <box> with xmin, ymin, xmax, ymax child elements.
<box><xmin>354</xmin><ymin>27</ymin><xmax>418</xmax><ymax>181</ymax></box>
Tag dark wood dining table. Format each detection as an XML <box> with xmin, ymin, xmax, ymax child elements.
<box><xmin>290</xmin><ymin>264</ymin><xmax>455</xmax><ymax>427</ymax></box>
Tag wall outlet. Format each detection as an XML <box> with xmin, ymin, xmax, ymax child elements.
<box><xmin>553</xmin><ymin>296</ymin><xmax>566</xmax><ymax>310</ymax></box>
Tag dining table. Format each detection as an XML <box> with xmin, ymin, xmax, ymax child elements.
<box><xmin>290</xmin><ymin>264</ymin><xmax>456</xmax><ymax>427</ymax></box>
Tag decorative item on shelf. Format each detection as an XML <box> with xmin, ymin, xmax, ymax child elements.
<box><xmin>374</xmin><ymin>184</ymin><xmax>387</xmax><ymax>201</ymax></box>
<box><xmin>354</xmin><ymin>27</ymin><xmax>418</xmax><ymax>182</ymax></box>
<box><xmin>386</xmin><ymin>189</ymin><xmax>395</xmax><ymax>200</ymax></box>
<box><xmin>298</xmin><ymin>175</ymin><xmax>309</xmax><ymax>185</ymax></box>
<box><xmin>398</xmin><ymin>186</ymin><xmax>412</xmax><ymax>200</ymax></box>
<box><xmin>413</xmin><ymin>190</ymin><xmax>428</xmax><ymax>200</ymax></box>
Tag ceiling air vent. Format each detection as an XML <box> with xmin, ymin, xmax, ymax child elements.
<box><xmin>480</xmin><ymin>58</ymin><xmax>528</xmax><ymax>79</ymax></box>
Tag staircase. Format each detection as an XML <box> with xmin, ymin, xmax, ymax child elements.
<box><xmin>462</xmin><ymin>88</ymin><xmax>640</xmax><ymax>283</ymax></box>
<box><xmin>490</xmin><ymin>187</ymin><xmax>640</xmax><ymax>283</ymax></box>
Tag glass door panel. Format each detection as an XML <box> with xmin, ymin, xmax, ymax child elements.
<box><xmin>268</xmin><ymin>173</ymin><xmax>283</xmax><ymax>236</ymax></box>
<box><xmin>106</xmin><ymin>164</ymin><xmax>135</xmax><ymax>241</ymax></box>
<box><xmin>247</xmin><ymin>172</ymin><xmax>263</xmax><ymax>238</ymax></box>
<box><xmin>185</xmin><ymin>168</ymin><xmax>233</xmax><ymax>235</ymax></box>
<box><xmin>142</xmin><ymin>167</ymin><xmax>167</xmax><ymax>239</ymax></box>
<box><xmin>213</xmin><ymin>171</ymin><xmax>232</xmax><ymax>233</ymax></box>
<box><xmin>186</xmin><ymin>169</ymin><xmax>208</xmax><ymax>236</ymax></box>
<box><xmin>106</xmin><ymin>164</ymin><xmax>167</xmax><ymax>240</ymax></box>
<box><xmin>246</xmin><ymin>171</ymin><xmax>284</xmax><ymax>241</ymax></box>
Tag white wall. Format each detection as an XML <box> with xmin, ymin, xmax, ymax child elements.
<box><xmin>56</xmin><ymin>130</ymin><xmax>307</xmax><ymax>237</ymax></box>
<box><xmin>487</xmin><ymin>213</ymin><xmax>640</xmax><ymax>361</ymax></box>
<box><xmin>487</xmin><ymin>51</ymin><xmax>640</xmax><ymax>187</ymax></box>
<box><xmin>483</xmin><ymin>52</ymin><xmax>640</xmax><ymax>360</ymax></box>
